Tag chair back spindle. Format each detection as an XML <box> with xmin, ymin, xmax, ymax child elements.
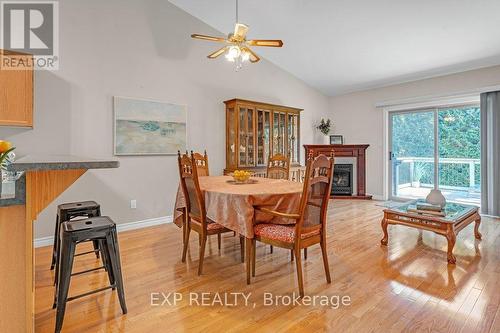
<box><xmin>192</xmin><ymin>150</ymin><xmax>209</xmax><ymax>176</ymax></box>
<box><xmin>266</xmin><ymin>153</ymin><xmax>291</xmax><ymax>180</ymax></box>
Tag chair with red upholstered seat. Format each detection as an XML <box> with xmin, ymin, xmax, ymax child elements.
<box><xmin>251</xmin><ymin>154</ymin><xmax>334</xmax><ymax>296</ymax></box>
<box><xmin>177</xmin><ymin>151</ymin><xmax>243</xmax><ymax>275</ymax></box>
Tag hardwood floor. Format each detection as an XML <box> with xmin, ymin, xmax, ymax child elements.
<box><xmin>35</xmin><ymin>200</ymin><xmax>500</xmax><ymax>332</ymax></box>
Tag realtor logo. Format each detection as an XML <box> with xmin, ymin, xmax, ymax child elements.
<box><xmin>1</xmin><ymin>1</ymin><xmax>59</xmax><ymax>69</ymax></box>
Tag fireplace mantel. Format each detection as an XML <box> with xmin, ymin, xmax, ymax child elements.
<box><xmin>304</xmin><ymin>144</ymin><xmax>372</xmax><ymax>200</ymax></box>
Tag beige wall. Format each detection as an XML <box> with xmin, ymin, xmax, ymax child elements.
<box><xmin>0</xmin><ymin>0</ymin><xmax>329</xmax><ymax>239</ymax></box>
<box><xmin>329</xmin><ymin>65</ymin><xmax>500</xmax><ymax>198</ymax></box>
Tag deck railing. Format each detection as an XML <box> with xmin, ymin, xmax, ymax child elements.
<box><xmin>394</xmin><ymin>157</ymin><xmax>480</xmax><ymax>190</ymax></box>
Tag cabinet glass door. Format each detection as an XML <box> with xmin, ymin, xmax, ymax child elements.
<box><xmin>239</xmin><ymin>107</ymin><xmax>247</xmax><ymax>166</ymax></box>
<box><xmin>227</xmin><ymin>107</ymin><xmax>236</xmax><ymax>167</ymax></box>
<box><xmin>273</xmin><ymin>112</ymin><xmax>286</xmax><ymax>155</ymax></box>
<box><xmin>238</xmin><ymin>107</ymin><xmax>255</xmax><ymax>167</ymax></box>
<box><xmin>280</xmin><ymin>113</ymin><xmax>286</xmax><ymax>156</ymax></box>
<box><xmin>256</xmin><ymin>109</ymin><xmax>271</xmax><ymax>166</ymax></box>
<box><xmin>288</xmin><ymin>113</ymin><xmax>299</xmax><ymax>164</ymax></box>
<box><xmin>247</xmin><ymin>108</ymin><xmax>255</xmax><ymax>165</ymax></box>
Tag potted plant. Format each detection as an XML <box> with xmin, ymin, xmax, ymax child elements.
<box><xmin>316</xmin><ymin>118</ymin><xmax>332</xmax><ymax>144</ymax></box>
<box><xmin>412</xmin><ymin>162</ymin><xmax>427</xmax><ymax>188</ymax></box>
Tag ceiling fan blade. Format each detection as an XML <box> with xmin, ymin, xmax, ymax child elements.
<box><xmin>242</xmin><ymin>47</ymin><xmax>260</xmax><ymax>63</ymax></box>
<box><xmin>207</xmin><ymin>46</ymin><xmax>228</xmax><ymax>59</ymax></box>
<box><xmin>233</xmin><ymin>23</ymin><xmax>249</xmax><ymax>39</ymax></box>
<box><xmin>247</xmin><ymin>39</ymin><xmax>283</xmax><ymax>47</ymax></box>
<box><xmin>191</xmin><ymin>34</ymin><xmax>226</xmax><ymax>42</ymax></box>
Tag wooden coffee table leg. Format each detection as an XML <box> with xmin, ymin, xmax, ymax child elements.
<box><xmin>380</xmin><ymin>216</ymin><xmax>389</xmax><ymax>245</ymax></box>
<box><xmin>474</xmin><ymin>215</ymin><xmax>482</xmax><ymax>240</ymax></box>
<box><xmin>446</xmin><ymin>225</ymin><xmax>457</xmax><ymax>264</ymax></box>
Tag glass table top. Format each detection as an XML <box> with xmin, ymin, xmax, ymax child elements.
<box><xmin>389</xmin><ymin>199</ymin><xmax>478</xmax><ymax>222</ymax></box>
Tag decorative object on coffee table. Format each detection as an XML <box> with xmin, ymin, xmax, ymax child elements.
<box><xmin>329</xmin><ymin>135</ymin><xmax>343</xmax><ymax>145</ymax></box>
<box><xmin>381</xmin><ymin>199</ymin><xmax>481</xmax><ymax>264</ymax></box>
<box><xmin>426</xmin><ymin>189</ymin><xmax>447</xmax><ymax>208</ymax></box>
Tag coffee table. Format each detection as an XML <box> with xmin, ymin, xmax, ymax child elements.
<box><xmin>381</xmin><ymin>200</ymin><xmax>481</xmax><ymax>264</ymax></box>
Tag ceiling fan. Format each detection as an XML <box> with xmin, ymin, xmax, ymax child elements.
<box><xmin>191</xmin><ymin>0</ymin><xmax>283</xmax><ymax>69</ymax></box>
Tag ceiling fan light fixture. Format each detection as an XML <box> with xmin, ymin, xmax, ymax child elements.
<box><xmin>225</xmin><ymin>45</ymin><xmax>241</xmax><ymax>61</ymax></box>
<box><xmin>241</xmin><ymin>50</ymin><xmax>250</xmax><ymax>62</ymax></box>
<box><xmin>190</xmin><ymin>0</ymin><xmax>282</xmax><ymax>70</ymax></box>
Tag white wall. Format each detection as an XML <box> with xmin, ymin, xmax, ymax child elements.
<box><xmin>0</xmin><ymin>0</ymin><xmax>329</xmax><ymax>238</ymax></box>
<box><xmin>329</xmin><ymin>65</ymin><xmax>500</xmax><ymax>198</ymax></box>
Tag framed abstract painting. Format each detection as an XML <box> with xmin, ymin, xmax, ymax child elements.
<box><xmin>113</xmin><ymin>97</ymin><xmax>187</xmax><ymax>155</ymax></box>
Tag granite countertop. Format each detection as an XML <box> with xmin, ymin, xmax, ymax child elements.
<box><xmin>1</xmin><ymin>155</ymin><xmax>119</xmax><ymax>206</ymax></box>
<box><xmin>6</xmin><ymin>155</ymin><xmax>119</xmax><ymax>172</ymax></box>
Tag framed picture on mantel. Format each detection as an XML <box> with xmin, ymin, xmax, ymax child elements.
<box><xmin>329</xmin><ymin>135</ymin><xmax>344</xmax><ymax>145</ymax></box>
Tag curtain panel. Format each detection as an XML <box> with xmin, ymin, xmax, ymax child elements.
<box><xmin>480</xmin><ymin>91</ymin><xmax>500</xmax><ymax>216</ymax></box>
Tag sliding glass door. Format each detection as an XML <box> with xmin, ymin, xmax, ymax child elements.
<box><xmin>390</xmin><ymin>110</ymin><xmax>436</xmax><ymax>199</ymax></box>
<box><xmin>389</xmin><ymin>105</ymin><xmax>481</xmax><ymax>205</ymax></box>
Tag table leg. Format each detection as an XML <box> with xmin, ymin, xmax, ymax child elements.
<box><xmin>246</xmin><ymin>237</ymin><xmax>252</xmax><ymax>285</ymax></box>
<box><xmin>380</xmin><ymin>217</ymin><xmax>389</xmax><ymax>245</ymax></box>
<box><xmin>474</xmin><ymin>216</ymin><xmax>482</xmax><ymax>240</ymax></box>
<box><xmin>182</xmin><ymin>208</ymin><xmax>187</xmax><ymax>245</ymax></box>
<box><xmin>446</xmin><ymin>225</ymin><xmax>456</xmax><ymax>264</ymax></box>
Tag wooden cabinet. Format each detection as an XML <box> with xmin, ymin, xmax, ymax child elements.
<box><xmin>0</xmin><ymin>50</ymin><xmax>34</xmax><ymax>127</ymax></box>
<box><xmin>224</xmin><ymin>99</ymin><xmax>302</xmax><ymax>173</ymax></box>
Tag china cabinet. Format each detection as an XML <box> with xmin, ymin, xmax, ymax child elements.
<box><xmin>224</xmin><ymin>99</ymin><xmax>302</xmax><ymax>174</ymax></box>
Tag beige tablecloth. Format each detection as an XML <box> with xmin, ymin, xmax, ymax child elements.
<box><xmin>173</xmin><ymin>176</ymin><xmax>303</xmax><ymax>238</ymax></box>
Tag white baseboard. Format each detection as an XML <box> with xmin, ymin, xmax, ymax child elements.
<box><xmin>34</xmin><ymin>236</ymin><xmax>55</xmax><ymax>248</ymax></box>
<box><xmin>34</xmin><ymin>215</ymin><xmax>173</xmax><ymax>248</ymax></box>
<box><xmin>371</xmin><ymin>194</ymin><xmax>385</xmax><ymax>201</ymax></box>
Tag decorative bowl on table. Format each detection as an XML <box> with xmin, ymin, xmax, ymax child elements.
<box><xmin>231</xmin><ymin>170</ymin><xmax>253</xmax><ymax>184</ymax></box>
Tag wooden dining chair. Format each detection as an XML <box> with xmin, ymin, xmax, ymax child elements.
<box><xmin>266</xmin><ymin>153</ymin><xmax>291</xmax><ymax>254</ymax></box>
<box><xmin>177</xmin><ymin>151</ymin><xmax>243</xmax><ymax>275</ymax></box>
<box><xmin>180</xmin><ymin>150</ymin><xmax>209</xmax><ymax>244</ymax></box>
<box><xmin>251</xmin><ymin>154</ymin><xmax>334</xmax><ymax>296</ymax></box>
<box><xmin>192</xmin><ymin>150</ymin><xmax>209</xmax><ymax>176</ymax></box>
<box><xmin>266</xmin><ymin>153</ymin><xmax>291</xmax><ymax>180</ymax></box>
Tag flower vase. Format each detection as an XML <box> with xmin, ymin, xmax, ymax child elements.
<box><xmin>426</xmin><ymin>189</ymin><xmax>446</xmax><ymax>208</ymax></box>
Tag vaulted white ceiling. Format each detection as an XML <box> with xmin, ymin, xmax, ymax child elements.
<box><xmin>169</xmin><ymin>0</ymin><xmax>500</xmax><ymax>96</ymax></box>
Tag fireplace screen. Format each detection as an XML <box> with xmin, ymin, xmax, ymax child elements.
<box><xmin>332</xmin><ymin>164</ymin><xmax>353</xmax><ymax>195</ymax></box>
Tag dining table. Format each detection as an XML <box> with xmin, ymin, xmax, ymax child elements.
<box><xmin>174</xmin><ymin>175</ymin><xmax>303</xmax><ymax>237</ymax></box>
<box><xmin>173</xmin><ymin>175</ymin><xmax>303</xmax><ymax>282</ymax></box>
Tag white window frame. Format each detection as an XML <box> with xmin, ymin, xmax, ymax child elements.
<box><xmin>381</xmin><ymin>95</ymin><xmax>480</xmax><ymax>201</ymax></box>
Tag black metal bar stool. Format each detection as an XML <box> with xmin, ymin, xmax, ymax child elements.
<box><xmin>53</xmin><ymin>216</ymin><xmax>127</xmax><ymax>333</ymax></box>
<box><xmin>51</xmin><ymin>201</ymin><xmax>101</xmax><ymax>284</ymax></box>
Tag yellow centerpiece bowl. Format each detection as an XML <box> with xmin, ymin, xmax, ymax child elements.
<box><xmin>232</xmin><ymin>170</ymin><xmax>252</xmax><ymax>183</ymax></box>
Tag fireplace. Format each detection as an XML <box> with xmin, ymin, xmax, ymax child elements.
<box><xmin>304</xmin><ymin>144</ymin><xmax>371</xmax><ymax>199</ymax></box>
<box><xmin>332</xmin><ymin>164</ymin><xmax>353</xmax><ymax>196</ymax></box>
